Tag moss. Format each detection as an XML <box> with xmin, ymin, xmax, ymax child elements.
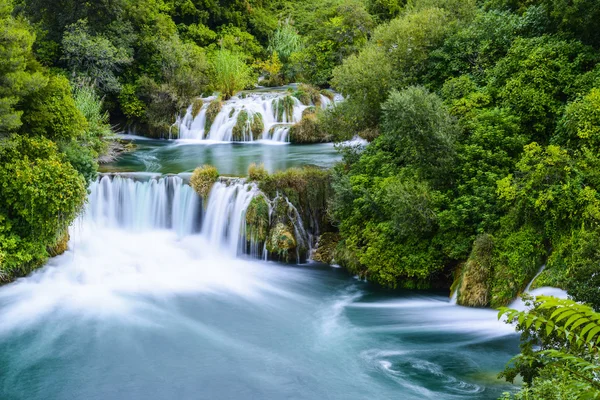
<box><xmin>359</xmin><ymin>127</ymin><xmax>379</xmax><ymax>142</ymax></box>
<box><xmin>47</xmin><ymin>231</ymin><xmax>70</xmax><ymax>257</ymax></box>
<box><xmin>251</xmin><ymin>113</ymin><xmax>264</xmax><ymax>138</ymax></box>
<box><xmin>258</xmin><ymin>166</ymin><xmax>333</xmax><ymax>236</ymax></box>
<box><xmin>248</xmin><ymin>163</ymin><xmax>268</xmax><ymax>181</ymax></box>
<box><xmin>191</xmin><ymin>98</ymin><xmax>204</xmax><ymax>118</ymax></box>
<box><xmin>229</xmin><ymin>108</ymin><xmax>235</xmax><ymax>118</ymax></box>
<box><xmin>245</xmin><ymin>195</ymin><xmax>270</xmax><ymax>243</ymax></box>
<box><xmin>272</xmin><ymin>95</ymin><xmax>295</xmax><ymax>122</ymax></box>
<box><xmin>233</xmin><ymin>111</ymin><xmax>264</xmax><ymax>140</ymax></box>
<box><xmin>457</xmin><ymin>234</ymin><xmax>494</xmax><ymax>307</ymax></box>
<box><xmin>190</xmin><ymin>165</ymin><xmax>219</xmax><ymax>199</ymax></box>
<box><xmin>313</xmin><ymin>232</ymin><xmax>341</xmax><ymax>264</ymax></box>
<box><xmin>320</xmin><ymin>89</ymin><xmax>334</xmax><ymax>101</ymax></box>
<box><xmin>204</xmin><ymin>98</ymin><xmax>222</xmax><ymax>132</ymax></box>
<box><xmin>293</xmin><ymin>84</ymin><xmax>323</xmax><ymax>107</ymax></box>
<box><xmin>289</xmin><ymin>108</ymin><xmax>331</xmax><ymax>144</ymax></box>
<box><xmin>489</xmin><ymin>225</ymin><xmax>545</xmax><ymax>308</ymax></box>
<box><xmin>170</xmin><ymin>124</ymin><xmax>180</xmax><ymax>139</ymax></box>
<box><xmin>266</xmin><ymin>222</ymin><xmax>297</xmax><ymax>261</ymax></box>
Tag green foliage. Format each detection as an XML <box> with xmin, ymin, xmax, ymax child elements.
<box><xmin>555</xmin><ymin>88</ymin><xmax>600</xmax><ymax>151</ymax></box>
<box><xmin>380</xmin><ymin>87</ymin><xmax>457</xmax><ymax>182</ymax></box>
<box><xmin>210</xmin><ymin>49</ymin><xmax>254</xmax><ymax>99</ymax></box>
<box><xmin>267</xmin><ymin>19</ymin><xmax>303</xmax><ymax>64</ymax></box>
<box><xmin>232</xmin><ymin>110</ymin><xmax>263</xmax><ymax>141</ymax></box>
<box><xmin>0</xmin><ymin>135</ymin><xmax>87</xmax><ymax>279</ymax></box>
<box><xmin>245</xmin><ymin>194</ymin><xmax>270</xmax><ymax>243</ymax></box>
<box><xmin>499</xmin><ymin>296</ymin><xmax>600</xmax><ymax>398</ymax></box>
<box><xmin>190</xmin><ymin>165</ymin><xmax>219</xmax><ymax>199</ymax></box>
<box><xmin>61</xmin><ymin>19</ymin><xmax>131</xmax><ymax>93</ymax></box>
<box><xmin>487</xmin><ymin>36</ymin><xmax>598</xmax><ymax>141</ymax></box>
<box><xmin>289</xmin><ymin>108</ymin><xmax>330</xmax><ymax>144</ymax></box>
<box><xmin>292</xmin><ymin>0</ymin><xmax>374</xmax><ymax>86</ymax></box>
<box><xmin>457</xmin><ymin>234</ymin><xmax>494</xmax><ymax>307</ymax></box>
<box><xmin>0</xmin><ymin>0</ymin><xmax>47</xmax><ymax>134</ymax></box>
<box><xmin>20</xmin><ymin>74</ymin><xmax>87</xmax><ymax>141</ymax></box>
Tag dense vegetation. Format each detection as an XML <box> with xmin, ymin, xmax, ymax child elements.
<box><xmin>0</xmin><ymin>0</ymin><xmax>112</xmax><ymax>281</ymax></box>
<box><xmin>324</xmin><ymin>0</ymin><xmax>600</xmax><ymax>312</ymax></box>
<box><xmin>2</xmin><ymin>0</ymin><xmax>600</xmax><ymax>394</ymax></box>
<box><xmin>499</xmin><ymin>296</ymin><xmax>600</xmax><ymax>398</ymax></box>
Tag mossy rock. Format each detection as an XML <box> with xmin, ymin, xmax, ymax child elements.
<box><xmin>302</xmin><ymin>107</ymin><xmax>316</xmax><ymax>118</ymax></box>
<box><xmin>320</xmin><ymin>89</ymin><xmax>334</xmax><ymax>101</ymax></box>
<box><xmin>47</xmin><ymin>231</ymin><xmax>70</xmax><ymax>257</ymax></box>
<box><xmin>170</xmin><ymin>124</ymin><xmax>180</xmax><ymax>139</ymax></box>
<box><xmin>245</xmin><ymin>194</ymin><xmax>270</xmax><ymax>243</ymax></box>
<box><xmin>266</xmin><ymin>222</ymin><xmax>297</xmax><ymax>261</ymax></box>
<box><xmin>289</xmin><ymin>110</ymin><xmax>331</xmax><ymax>144</ymax></box>
<box><xmin>205</xmin><ymin>99</ymin><xmax>222</xmax><ymax>132</ymax></box>
<box><xmin>313</xmin><ymin>232</ymin><xmax>341</xmax><ymax>264</ymax></box>
<box><xmin>190</xmin><ymin>165</ymin><xmax>219</xmax><ymax>199</ymax></box>
<box><xmin>292</xmin><ymin>84</ymin><xmax>323</xmax><ymax>107</ymax></box>
<box><xmin>191</xmin><ymin>98</ymin><xmax>204</xmax><ymax>118</ymax></box>
<box><xmin>457</xmin><ymin>234</ymin><xmax>494</xmax><ymax>307</ymax></box>
<box><xmin>233</xmin><ymin>110</ymin><xmax>264</xmax><ymax>141</ymax></box>
<box><xmin>229</xmin><ymin>108</ymin><xmax>235</xmax><ymax>118</ymax></box>
<box><xmin>272</xmin><ymin>95</ymin><xmax>295</xmax><ymax>122</ymax></box>
<box><xmin>251</xmin><ymin>113</ymin><xmax>264</xmax><ymax>138</ymax></box>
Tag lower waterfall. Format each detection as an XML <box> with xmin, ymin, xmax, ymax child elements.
<box><xmin>86</xmin><ymin>174</ymin><xmax>301</xmax><ymax>260</ymax></box>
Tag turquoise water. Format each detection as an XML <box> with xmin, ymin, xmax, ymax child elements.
<box><xmin>0</xmin><ymin>141</ymin><xmax>520</xmax><ymax>400</ymax></box>
<box><xmin>102</xmin><ymin>137</ymin><xmax>342</xmax><ymax>175</ymax></box>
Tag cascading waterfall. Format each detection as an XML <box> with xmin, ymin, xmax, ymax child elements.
<box><xmin>175</xmin><ymin>91</ymin><xmax>333</xmax><ymax>143</ymax></box>
<box><xmin>86</xmin><ymin>174</ymin><xmax>202</xmax><ymax>236</ymax></box>
<box><xmin>202</xmin><ymin>180</ymin><xmax>258</xmax><ymax>255</ymax></box>
<box><xmin>85</xmin><ymin>174</ymin><xmax>313</xmax><ymax>261</ymax></box>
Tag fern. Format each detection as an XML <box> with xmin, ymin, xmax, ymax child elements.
<box><xmin>499</xmin><ymin>296</ymin><xmax>600</xmax><ymax>399</ymax></box>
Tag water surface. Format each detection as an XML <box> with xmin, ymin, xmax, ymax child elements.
<box><xmin>102</xmin><ymin>138</ymin><xmax>341</xmax><ymax>175</ymax></box>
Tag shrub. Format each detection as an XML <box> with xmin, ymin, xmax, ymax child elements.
<box><xmin>190</xmin><ymin>165</ymin><xmax>219</xmax><ymax>198</ymax></box>
<box><xmin>248</xmin><ymin>163</ymin><xmax>268</xmax><ymax>181</ymax></box>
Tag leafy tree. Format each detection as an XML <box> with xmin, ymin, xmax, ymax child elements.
<box><xmin>0</xmin><ymin>135</ymin><xmax>87</xmax><ymax>279</ymax></box>
<box><xmin>0</xmin><ymin>0</ymin><xmax>47</xmax><ymax>134</ymax></box>
<box><xmin>61</xmin><ymin>19</ymin><xmax>131</xmax><ymax>93</ymax></box>
<box><xmin>210</xmin><ymin>48</ymin><xmax>254</xmax><ymax>99</ymax></box>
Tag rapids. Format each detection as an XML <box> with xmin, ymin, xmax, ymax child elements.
<box><xmin>0</xmin><ymin>174</ymin><xmax>519</xmax><ymax>399</ymax></box>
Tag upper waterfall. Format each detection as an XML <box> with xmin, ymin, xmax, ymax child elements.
<box><xmin>174</xmin><ymin>88</ymin><xmax>334</xmax><ymax>143</ymax></box>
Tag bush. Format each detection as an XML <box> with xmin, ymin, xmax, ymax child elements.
<box><xmin>190</xmin><ymin>165</ymin><xmax>219</xmax><ymax>199</ymax></box>
<box><xmin>248</xmin><ymin>163</ymin><xmax>268</xmax><ymax>181</ymax></box>
<box><xmin>289</xmin><ymin>109</ymin><xmax>330</xmax><ymax>144</ymax></box>
<box><xmin>0</xmin><ymin>135</ymin><xmax>87</xmax><ymax>280</ymax></box>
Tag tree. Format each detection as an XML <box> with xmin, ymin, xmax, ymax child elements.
<box><xmin>0</xmin><ymin>135</ymin><xmax>87</xmax><ymax>279</ymax></box>
<box><xmin>61</xmin><ymin>19</ymin><xmax>132</xmax><ymax>93</ymax></box>
<box><xmin>0</xmin><ymin>0</ymin><xmax>47</xmax><ymax>134</ymax></box>
<box><xmin>210</xmin><ymin>48</ymin><xmax>254</xmax><ymax>99</ymax></box>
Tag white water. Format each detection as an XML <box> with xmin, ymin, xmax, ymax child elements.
<box><xmin>175</xmin><ymin>91</ymin><xmax>332</xmax><ymax>143</ymax></box>
<box><xmin>87</xmin><ymin>174</ymin><xmax>201</xmax><ymax>236</ymax></box>
<box><xmin>0</xmin><ymin>173</ymin><xmax>520</xmax><ymax>400</ymax></box>
<box><xmin>202</xmin><ymin>180</ymin><xmax>258</xmax><ymax>255</ymax></box>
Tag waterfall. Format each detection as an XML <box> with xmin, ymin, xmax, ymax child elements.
<box><xmin>86</xmin><ymin>174</ymin><xmax>202</xmax><ymax>236</ymax></box>
<box><xmin>202</xmin><ymin>180</ymin><xmax>258</xmax><ymax>255</ymax></box>
<box><xmin>85</xmin><ymin>174</ymin><xmax>313</xmax><ymax>262</ymax></box>
<box><xmin>175</xmin><ymin>91</ymin><xmax>329</xmax><ymax>143</ymax></box>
